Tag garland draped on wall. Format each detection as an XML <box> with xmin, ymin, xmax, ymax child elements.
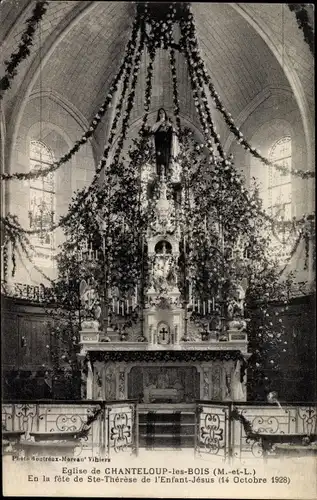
<box><xmin>0</xmin><ymin>6</ymin><xmax>142</xmax><ymax>181</ymax></box>
<box><xmin>0</xmin><ymin>1</ymin><xmax>49</xmax><ymax>101</ymax></box>
<box><xmin>288</xmin><ymin>4</ymin><xmax>314</xmax><ymax>56</ymax></box>
<box><xmin>0</xmin><ymin>1</ymin><xmax>315</xmax><ymax>280</ymax></box>
<box><xmin>1</xmin><ymin>2</ymin><xmax>314</xmax><ymax>183</ymax></box>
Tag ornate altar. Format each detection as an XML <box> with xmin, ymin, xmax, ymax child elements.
<box><xmin>78</xmin><ymin>116</ymin><xmax>250</xmax><ymax>406</ymax></box>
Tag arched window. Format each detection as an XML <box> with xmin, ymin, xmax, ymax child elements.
<box><xmin>268</xmin><ymin>137</ymin><xmax>292</xmax><ymax>220</ymax></box>
<box><xmin>28</xmin><ymin>140</ymin><xmax>55</xmax><ymax>252</ymax></box>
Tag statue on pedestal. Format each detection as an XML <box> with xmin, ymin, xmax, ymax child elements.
<box><xmin>226</xmin><ymin>282</ymin><xmax>247</xmax><ymax>332</ymax></box>
<box><xmin>151</xmin><ymin>108</ymin><xmax>180</xmax><ymax>178</ymax></box>
<box><xmin>79</xmin><ymin>278</ymin><xmax>101</xmax><ymax>329</ymax></box>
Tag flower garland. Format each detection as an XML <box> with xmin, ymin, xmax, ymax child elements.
<box><xmin>181</xmin><ymin>40</ymin><xmax>217</xmax><ymax>164</ymax></box>
<box><xmin>0</xmin><ymin>16</ymin><xmax>144</xmax><ymax>238</ymax></box>
<box><xmin>142</xmin><ymin>2</ymin><xmax>180</xmax><ymax>52</ymax></box>
<box><xmin>180</xmin><ymin>3</ymin><xmax>314</xmax><ymax>179</ymax></box>
<box><xmin>0</xmin><ymin>1</ymin><xmax>49</xmax><ymax>101</ymax></box>
<box><xmin>182</xmin><ymin>34</ymin><xmax>226</xmax><ymax>164</ymax></box>
<box><xmin>108</xmin><ymin>21</ymin><xmax>146</xmax><ymax>170</ymax></box>
<box><xmin>76</xmin><ymin>405</ymin><xmax>103</xmax><ymax>439</ymax></box>
<box><xmin>1</xmin><ymin>213</ymin><xmax>55</xmax><ymax>280</ymax></box>
<box><xmin>1</xmin><ymin>7</ymin><xmax>142</xmax><ymax>182</ymax></box>
<box><xmin>288</xmin><ymin>4</ymin><xmax>314</xmax><ymax>56</ymax></box>
<box><xmin>231</xmin><ymin>406</ymin><xmax>261</xmax><ymax>442</ymax></box>
<box><xmin>169</xmin><ymin>47</ymin><xmax>181</xmax><ymax>133</ymax></box>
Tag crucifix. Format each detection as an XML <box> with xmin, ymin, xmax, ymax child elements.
<box><xmin>158</xmin><ymin>325</ymin><xmax>170</xmax><ymax>344</ymax></box>
<box><xmin>160</xmin><ymin>326</ymin><xmax>168</xmax><ymax>341</ymax></box>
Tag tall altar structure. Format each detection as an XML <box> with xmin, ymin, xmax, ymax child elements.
<box><xmin>78</xmin><ymin>123</ymin><xmax>250</xmax><ymax>405</ymax></box>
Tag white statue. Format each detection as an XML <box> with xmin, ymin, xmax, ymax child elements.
<box><xmin>230</xmin><ymin>359</ymin><xmax>246</xmax><ymax>401</ymax></box>
<box><xmin>152</xmin><ymin>254</ymin><xmax>176</xmax><ymax>292</ymax></box>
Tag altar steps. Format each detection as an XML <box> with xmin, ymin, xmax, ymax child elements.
<box><xmin>138</xmin><ymin>410</ymin><xmax>195</xmax><ymax>449</ymax></box>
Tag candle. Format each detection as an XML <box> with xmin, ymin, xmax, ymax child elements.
<box><xmin>212</xmin><ymin>297</ymin><xmax>215</xmax><ymax>311</ymax></box>
<box><xmin>117</xmin><ymin>299</ymin><xmax>120</xmax><ymax>315</ymax></box>
<box><xmin>198</xmin><ymin>299</ymin><xmax>200</xmax><ymax>313</ymax></box>
<box><xmin>208</xmin><ymin>300</ymin><xmax>211</xmax><ymax>314</ymax></box>
<box><xmin>203</xmin><ymin>301</ymin><xmax>206</xmax><ymax>315</ymax></box>
<box><xmin>112</xmin><ymin>298</ymin><xmax>115</xmax><ymax>312</ymax></box>
<box><xmin>121</xmin><ymin>302</ymin><xmax>124</xmax><ymax>316</ymax></box>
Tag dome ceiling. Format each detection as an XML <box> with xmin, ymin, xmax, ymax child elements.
<box><xmin>0</xmin><ymin>1</ymin><xmax>313</xmax><ymax>144</ymax></box>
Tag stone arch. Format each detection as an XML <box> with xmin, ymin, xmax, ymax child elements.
<box><xmin>230</xmin><ymin>4</ymin><xmax>313</xmax><ymax>170</ymax></box>
<box><xmin>5</xmin><ymin>1</ymin><xmax>100</xmax><ymax>174</ymax></box>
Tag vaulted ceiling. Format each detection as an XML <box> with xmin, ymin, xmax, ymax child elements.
<box><xmin>0</xmin><ymin>1</ymin><xmax>314</xmax><ymax>150</ymax></box>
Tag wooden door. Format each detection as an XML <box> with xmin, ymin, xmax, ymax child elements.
<box><xmin>2</xmin><ymin>314</ymin><xmax>20</xmax><ymax>369</ymax></box>
<box><xmin>18</xmin><ymin>316</ymin><xmax>51</xmax><ymax>370</ymax></box>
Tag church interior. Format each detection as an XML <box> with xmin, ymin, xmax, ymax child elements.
<box><xmin>0</xmin><ymin>2</ymin><xmax>315</xmax><ymax>455</ymax></box>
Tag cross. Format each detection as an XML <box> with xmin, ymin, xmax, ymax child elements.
<box><xmin>159</xmin><ymin>326</ymin><xmax>169</xmax><ymax>341</ymax></box>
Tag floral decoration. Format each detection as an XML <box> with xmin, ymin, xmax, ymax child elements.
<box><xmin>0</xmin><ymin>1</ymin><xmax>48</xmax><ymax>101</ymax></box>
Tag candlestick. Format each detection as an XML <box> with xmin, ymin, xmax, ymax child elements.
<box><xmin>189</xmin><ymin>281</ymin><xmax>192</xmax><ymax>304</ymax></box>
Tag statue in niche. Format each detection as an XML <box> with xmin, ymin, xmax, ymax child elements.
<box><xmin>151</xmin><ymin>108</ymin><xmax>180</xmax><ymax>177</ymax></box>
<box><xmin>79</xmin><ymin>278</ymin><xmax>101</xmax><ymax>324</ymax></box>
<box><xmin>152</xmin><ymin>256</ymin><xmax>176</xmax><ymax>292</ymax></box>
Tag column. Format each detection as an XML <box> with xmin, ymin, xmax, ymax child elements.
<box><xmin>86</xmin><ymin>356</ymin><xmax>93</xmax><ymax>400</ymax></box>
<box><xmin>200</xmin><ymin>364</ymin><xmax>211</xmax><ymax>400</ymax></box>
<box><xmin>116</xmin><ymin>363</ymin><xmax>127</xmax><ymax>400</ymax></box>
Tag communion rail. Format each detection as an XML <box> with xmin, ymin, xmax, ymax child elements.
<box><xmin>2</xmin><ymin>401</ymin><xmax>316</xmax><ymax>460</ymax></box>
<box><xmin>195</xmin><ymin>401</ymin><xmax>317</xmax><ymax>462</ymax></box>
<box><xmin>2</xmin><ymin>400</ymin><xmax>138</xmax><ymax>458</ymax></box>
